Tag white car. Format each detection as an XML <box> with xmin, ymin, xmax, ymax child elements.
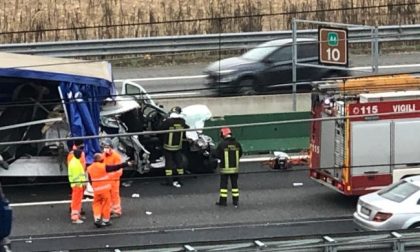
<box><xmin>353</xmin><ymin>175</ymin><xmax>420</xmax><ymax>231</ymax></box>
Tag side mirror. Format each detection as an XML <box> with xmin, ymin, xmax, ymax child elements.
<box><xmin>263</xmin><ymin>58</ymin><xmax>274</xmax><ymax>65</ymax></box>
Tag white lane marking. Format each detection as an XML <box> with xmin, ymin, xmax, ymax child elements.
<box><xmin>351</xmin><ymin>63</ymin><xmax>420</xmax><ymax>71</ymax></box>
<box><xmin>10</xmin><ymin>198</ymin><xmax>92</xmax><ymax>207</ymax></box>
<box><xmin>115</xmin><ymin>75</ymin><xmax>206</xmax><ymax>83</ymax></box>
<box><xmin>241</xmin><ymin>157</ymin><xmax>272</xmax><ymax>162</ymax></box>
<box><xmin>240</xmin><ymin>155</ymin><xmax>308</xmax><ymax>163</ymax></box>
<box><xmin>150</xmin><ymin>92</ymin><xmax>198</xmax><ymax>98</ymax></box>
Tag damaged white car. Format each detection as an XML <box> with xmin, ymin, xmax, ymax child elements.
<box><xmin>101</xmin><ymin>81</ymin><xmax>218</xmax><ymax>174</ymax></box>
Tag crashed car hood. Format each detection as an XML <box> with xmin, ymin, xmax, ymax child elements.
<box><xmin>205</xmin><ymin>57</ymin><xmax>255</xmax><ymax>73</ymax></box>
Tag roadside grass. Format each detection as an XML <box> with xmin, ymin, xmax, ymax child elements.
<box><xmin>0</xmin><ymin>0</ymin><xmax>418</xmax><ymax>67</ymax></box>
<box><xmin>0</xmin><ymin>0</ymin><xmax>418</xmax><ymax>43</ymax></box>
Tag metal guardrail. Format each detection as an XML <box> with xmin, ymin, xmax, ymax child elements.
<box><xmin>132</xmin><ymin>231</ymin><xmax>420</xmax><ymax>251</ymax></box>
<box><xmin>0</xmin><ymin>24</ymin><xmax>419</xmax><ymax>57</ymax></box>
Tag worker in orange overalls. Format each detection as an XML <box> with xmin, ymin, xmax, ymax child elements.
<box><xmin>101</xmin><ymin>138</ymin><xmax>123</xmax><ymax>218</ymax></box>
<box><xmin>67</xmin><ymin>149</ymin><xmax>86</xmax><ymax>224</ymax></box>
<box><xmin>87</xmin><ymin>153</ymin><xmax>132</xmax><ymax>228</ymax></box>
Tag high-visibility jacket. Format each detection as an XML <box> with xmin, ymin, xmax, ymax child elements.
<box><xmin>87</xmin><ymin>162</ymin><xmax>112</xmax><ymax>193</ymax></box>
<box><xmin>160</xmin><ymin>117</ymin><xmax>188</xmax><ymax>151</ymax></box>
<box><xmin>214</xmin><ymin>137</ymin><xmax>243</xmax><ymax>174</ymax></box>
<box><xmin>104</xmin><ymin>150</ymin><xmax>122</xmax><ymax>180</ymax></box>
<box><xmin>68</xmin><ymin>157</ymin><xmax>86</xmax><ymax>188</ymax></box>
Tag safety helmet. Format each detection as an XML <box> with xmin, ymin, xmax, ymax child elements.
<box><xmin>220</xmin><ymin>127</ymin><xmax>232</xmax><ymax>138</ymax></box>
<box><xmin>101</xmin><ymin>138</ymin><xmax>113</xmax><ymax>148</ymax></box>
<box><xmin>170</xmin><ymin>106</ymin><xmax>182</xmax><ymax>114</ymax></box>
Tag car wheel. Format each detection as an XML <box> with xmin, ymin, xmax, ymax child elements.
<box><xmin>238</xmin><ymin>78</ymin><xmax>257</xmax><ymax>95</ymax></box>
<box><xmin>409</xmin><ymin>222</ymin><xmax>420</xmax><ymax>229</ymax></box>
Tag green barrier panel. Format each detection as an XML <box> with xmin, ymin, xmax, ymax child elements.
<box><xmin>204</xmin><ymin>112</ymin><xmax>311</xmax><ymax>154</ymax></box>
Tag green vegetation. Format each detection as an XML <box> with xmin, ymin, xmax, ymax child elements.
<box><xmin>0</xmin><ymin>0</ymin><xmax>418</xmax><ymax>43</ymax></box>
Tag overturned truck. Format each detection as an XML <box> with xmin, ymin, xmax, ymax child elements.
<box><xmin>0</xmin><ymin>53</ymin><xmax>217</xmax><ymax>178</ymax></box>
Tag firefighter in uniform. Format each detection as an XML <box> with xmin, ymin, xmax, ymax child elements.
<box><xmin>101</xmin><ymin>138</ymin><xmax>123</xmax><ymax>218</ymax></box>
<box><xmin>214</xmin><ymin>127</ymin><xmax>243</xmax><ymax>208</ymax></box>
<box><xmin>160</xmin><ymin>106</ymin><xmax>189</xmax><ymax>188</ymax></box>
<box><xmin>87</xmin><ymin>153</ymin><xmax>132</xmax><ymax>228</ymax></box>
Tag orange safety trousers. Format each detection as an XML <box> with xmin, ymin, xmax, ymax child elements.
<box><xmin>104</xmin><ymin>151</ymin><xmax>122</xmax><ymax>215</ymax></box>
<box><xmin>70</xmin><ymin>186</ymin><xmax>84</xmax><ymax>220</ymax></box>
<box><xmin>92</xmin><ymin>189</ymin><xmax>111</xmax><ymax>221</ymax></box>
<box><xmin>111</xmin><ymin>179</ymin><xmax>121</xmax><ymax>215</ymax></box>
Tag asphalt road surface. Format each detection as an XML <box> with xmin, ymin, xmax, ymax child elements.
<box><xmin>5</xmin><ymin>52</ymin><xmax>420</xmax><ymax>251</ymax></box>
<box><xmin>112</xmin><ymin>52</ymin><xmax>420</xmax><ymax>97</ymax></box>
<box><xmin>3</xmin><ymin>162</ymin><xmax>362</xmax><ymax>251</ymax></box>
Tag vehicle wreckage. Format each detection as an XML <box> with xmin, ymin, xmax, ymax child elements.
<box><xmin>0</xmin><ymin>52</ymin><xmax>217</xmax><ymax>177</ymax></box>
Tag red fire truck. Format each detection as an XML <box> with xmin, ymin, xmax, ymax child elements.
<box><xmin>310</xmin><ymin>73</ymin><xmax>420</xmax><ymax>195</ymax></box>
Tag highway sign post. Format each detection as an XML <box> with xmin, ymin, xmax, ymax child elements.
<box><xmin>291</xmin><ymin>19</ymin><xmax>378</xmax><ymax>112</ymax></box>
<box><xmin>318</xmin><ymin>27</ymin><xmax>348</xmax><ymax>66</ymax></box>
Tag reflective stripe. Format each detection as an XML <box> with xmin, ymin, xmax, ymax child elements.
<box><xmin>112</xmin><ymin>205</ymin><xmax>121</xmax><ymax>213</ymax></box>
<box><xmin>163</xmin><ymin>144</ymin><xmax>182</xmax><ymax>151</ymax></box>
<box><xmin>95</xmin><ymin>184</ymin><xmax>111</xmax><ymax>191</ymax></box>
<box><xmin>220</xmin><ymin>189</ymin><xmax>228</xmax><ymax>197</ymax></box>
<box><xmin>70</xmin><ymin>174</ymin><xmax>86</xmax><ymax>187</ymax></box>
<box><xmin>94</xmin><ymin>174</ymin><xmax>109</xmax><ymax>182</ymax></box>
<box><xmin>168</xmin><ymin>132</ymin><xmax>173</xmax><ymax>147</ymax></box>
<box><xmin>221</xmin><ymin>169</ymin><xmax>238</xmax><ymax>174</ymax></box>
<box><xmin>71</xmin><ymin>210</ymin><xmax>80</xmax><ymax>215</ymax></box>
<box><xmin>165</xmin><ymin>169</ymin><xmax>173</xmax><ymax>176</ymax></box>
<box><xmin>232</xmin><ymin>188</ymin><xmax>239</xmax><ymax>197</ymax></box>
<box><xmin>164</xmin><ymin>126</ymin><xmax>183</xmax><ymax>151</ymax></box>
<box><xmin>224</xmin><ymin>151</ymin><xmax>229</xmax><ymax>169</ymax></box>
<box><xmin>236</xmin><ymin>150</ymin><xmax>239</xmax><ymax>167</ymax></box>
<box><xmin>222</xmin><ymin>147</ymin><xmax>239</xmax><ymax>174</ymax></box>
<box><xmin>177</xmin><ymin>169</ymin><xmax>184</xmax><ymax>175</ymax></box>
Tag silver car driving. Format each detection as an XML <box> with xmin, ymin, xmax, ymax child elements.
<box><xmin>353</xmin><ymin>175</ymin><xmax>420</xmax><ymax>231</ymax></box>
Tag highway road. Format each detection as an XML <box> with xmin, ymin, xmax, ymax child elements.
<box><xmin>4</xmin><ymin>161</ymin><xmax>361</xmax><ymax>251</ymax></box>
<box><xmin>4</xmin><ymin>51</ymin><xmax>420</xmax><ymax>251</ymax></box>
<box><xmin>112</xmin><ymin>52</ymin><xmax>420</xmax><ymax>98</ymax></box>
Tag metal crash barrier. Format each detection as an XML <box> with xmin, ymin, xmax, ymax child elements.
<box><xmin>121</xmin><ymin>231</ymin><xmax>420</xmax><ymax>251</ymax></box>
<box><xmin>204</xmin><ymin>112</ymin><xmax>311</xmax><ymax>154</ymax></box>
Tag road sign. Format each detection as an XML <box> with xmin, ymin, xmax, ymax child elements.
<box><xmin>318</xmin><ymin>27</ymin><xmax>348</xmax><ymax>66</ymax></box>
